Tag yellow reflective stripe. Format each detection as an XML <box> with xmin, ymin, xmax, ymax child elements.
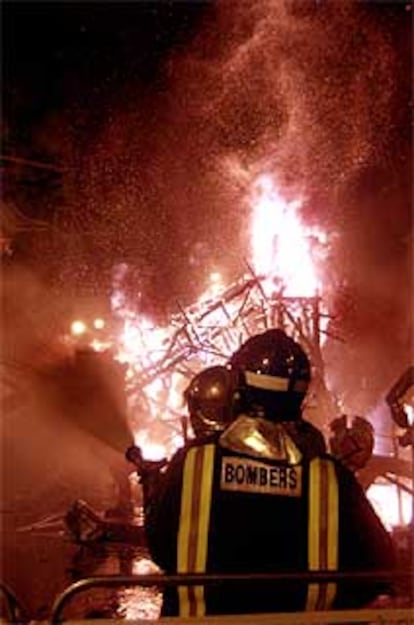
<box><xmin>306</xmin><ymin>458</ymin><xmax>338</xmax><ymax>611</ymax></box>
<box><xmin>317</xmin><ymin>460</ymin><xmax>329</xmax><ymax>611</ymax></box>
<box><xmin>326</xmin><ymin>459</ymin><xmax>339</xmax><ymax>608</ymax></box>
<box><xmin>194</xmin><ymin>444</ymin><xmax>215</xmax><ymax>616</ymax></box>
<box><xmin>177</xmin><ymin>445</ymin><xmax>215</xmax><ymax>617</ymax></box>
<box><xmin>196</xmin><ymin>445</ymin><xmax>215</xmax><ymax>570</ymax></box>
<box><xmin>177</xmin><ymin>447</ymin><xmax>197</xmax><ymax>616</ymax></box>
<box><xmin>307</xmin><ymin>458</ymin><xmax>321</xmax><ymax>610</ymax></box>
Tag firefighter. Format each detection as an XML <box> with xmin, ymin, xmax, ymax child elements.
<box><xmin>185</xmin><ymin>361</ymin><xmax>325</xmax><ymax>457</ymax></box>
<box><xmin>328</xmin><ymin>414</ymin><xmax>375</xmax><ymax>472</ymax></box>
<box><xmin>229</xmin><ymin>346</ymin><xmax>327</xmax><ymax>460</ymax></box>
<box><xmin>125</xmin><ymin>444</ymin><xmax>168</xmax><ymax>522</ymax></box>
<box><xmin>127</xmin><ymin>366</ymin><xmax>238</xmax><ymax>520</ymax></box>
<box><xmin>146</xmin><ymin>330</ymin><xmax>395</xmax><ymax>617</ymax></box>
<box><xmin>386</xmin><ymin>365</ymin><xmax>414</xmax><ymax>447</ymax></box>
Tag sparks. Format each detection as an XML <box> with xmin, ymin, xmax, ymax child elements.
<box><xmin>68</xmin><ymin>172</ymin><xmax>331</xmax><ymax>458</ymax></box>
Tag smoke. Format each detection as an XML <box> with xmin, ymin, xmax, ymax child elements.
<box><xmin>160</xmin><ymin>0</ymin><xmax>412</xmax><ymax>412</ymax></box>
<box><xmin>1</xmin><ymin>263</ymin><xmax>134</xmax><ymax>521</ymax></box>
<box><xmin>10</xmin><ymin>0</ymin><xmax>411</xmax><ymax>412</ymax></box>
<box><xmin>1</xmin><ymin>263</ymin><xmax>67</xmax><ymax>369</ymax></box>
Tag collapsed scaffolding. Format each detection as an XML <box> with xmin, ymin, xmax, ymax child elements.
<box><xmin>11</xmin><ymin>271</ymin><xmax>412</xmax><ymax>542</ymax></box>
<box><xmin>122</xmin><ymin>268</ymin><xmax>337</xmax><ymax>452</ymax></box>
<box><xmin>121</xmin><ymin>268</ymin><xmax>412</xmax><ymax>530</ymax></box>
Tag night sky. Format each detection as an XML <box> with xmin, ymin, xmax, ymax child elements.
<box><xmin>3</xmin><ymin>2</ymin><xmax>211</xmax><ymax>133</ymax></box>
<box><xmin>3</xmin><ymin>1</ymin><xmax>225</xmax><ymax>309</ymax></box>
<box><xmin>2</xmin><ymin>0</ymin><xmax>412</xmax><ymax>412</ymax></box>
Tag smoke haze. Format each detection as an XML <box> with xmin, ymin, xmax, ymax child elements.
<box><xmin>3</xmin><ymin>0</ymin><xmax>412</xmax><ymax>421</ymax></box>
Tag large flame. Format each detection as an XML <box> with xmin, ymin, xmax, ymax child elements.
<box><xmin>68</xmin><ymin>172</ymin><xmax>328</xmax><ymax>460</ymax></box>
<box><xmin>250</xmin><ymin>174</ymin><xmax>325</xmax><ymax>297</ymax></box>
<box><xmin>66</xmin><ymin>171</ymin><xmax>409</xmax><ymax>533</ymax></box>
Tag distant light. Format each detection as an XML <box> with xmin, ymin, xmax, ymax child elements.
<box><xmin>71</xmin><ymin>320</ymin><xmax>87</xmax><ymax>336</ymax></box>
<box><xmin>90</xmin><ymin>339</ymin><xmax>108</xmax><ymax>352</ymax></box>
<box><xmin>93</xmin><ymin>318</ymin><xmax>105</xmax><ymax>330</ymax></box>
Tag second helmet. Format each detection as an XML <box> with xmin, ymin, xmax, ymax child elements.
<box><xmin>184</xmin><ymin>365</ymin><xmax>237</xmax><ymax>439</ymax></box>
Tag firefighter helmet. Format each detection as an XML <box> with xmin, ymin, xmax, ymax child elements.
<box><xmin>184</xmin><ymin>366</ymin><xmax>237</xmax><ymax>439</ymax></box>
<box><xmin>229</xmin><ymin>329</ymin><xmax>311</xmax><ymax>421</ymax></box>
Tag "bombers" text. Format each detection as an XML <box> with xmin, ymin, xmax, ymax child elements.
<box><xmin>220</xmin><ymin>456</ymin><xmax>302</xmax><ymax>496</ymax></box>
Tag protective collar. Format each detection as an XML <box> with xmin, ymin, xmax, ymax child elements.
<box><xmin>219</xmin><ymin>414</ymin><xmax>302</xmax><ymax>465</ymax></box>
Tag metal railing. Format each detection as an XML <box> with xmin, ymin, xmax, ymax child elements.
<box><xmin>49</xmin><ymin>569</ymin><xmax>412</xmax><ymax>623</ymax></box>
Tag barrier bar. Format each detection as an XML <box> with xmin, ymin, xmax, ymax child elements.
<box><xmin>50</xmin><ymin>569</ymin><xmax>412</xmax><ymax>623</ymax></box>
<box><xmin>56</xmin><ymin>609</ymin><xmax>414</xmax><ymax>625</ymax></box>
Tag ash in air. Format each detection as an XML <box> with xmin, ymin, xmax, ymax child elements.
<box><xmin>2</xmin><ymin>1</ymin><xmax>411</xmax><ymax>446</ymax></box>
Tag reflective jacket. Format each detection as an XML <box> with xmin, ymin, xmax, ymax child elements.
<box><xmin>145</xmin><ymin>416</ymin><xmax>395</xmax><ymax>617</ymax></box>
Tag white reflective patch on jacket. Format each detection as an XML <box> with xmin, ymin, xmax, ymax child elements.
<box><xmin>220</xmin><ymin>456</ymin><xmax>302</xmax><ymax>496</ymax></box>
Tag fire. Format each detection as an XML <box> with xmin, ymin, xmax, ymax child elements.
<box><xmin>367</xmin><ymin>481</ymin><xmax>412</xmax><ymax>531</ymax></box>
<box><xmin>117</xmin><ymin>558</ymin><xmax>162</xmax><ymax>620</ymax></box>
<box><xmin>250</xmin><ymin>174</ymin><xmax>325</xmax><ymax>297</ymax></box>
<box><xmin>65</xmin><ymin>172</ymin><xmax>409</xmax><ymax>546</ymax></box>
<box><xmin>199</xmin><ymin>271</ymin><xmax>225</xmax><ymax>301</ymax></box>
<box><xmin>69</xmin><ymin>171</ymin><xmax>330</xmax><ymax>459</ymax></box>
<box><xmin>403</xmin><ymin>404</ymin><xmax>413</xmax><ymax>426</ymax></box>
<box><xmin>118</xmin><ymin>315</ymin><xmax>170</xmax><ymax>368</ymax></box>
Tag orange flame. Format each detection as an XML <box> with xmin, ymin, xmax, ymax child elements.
<box><xmin>250</xmin><ymin>174</ymin><xmax>325</xmax><ymax>296</ymax></box>
<box><xmin>70</xmin><ymin>173</ymin><xmax>330</xmax><ymax>458</ymax></box>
